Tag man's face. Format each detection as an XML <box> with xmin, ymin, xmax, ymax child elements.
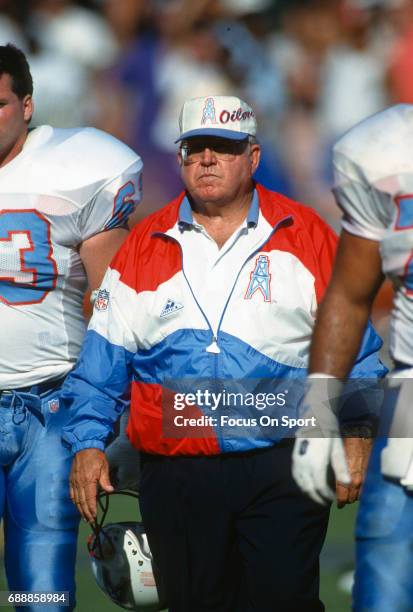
<box><xmin>178</xmin><ymin>136</ymin><xmax>261</xmax><ymax>205</ymax></box>
<box><xmin>0</xmin><ymin>73</ymin><xmax>33</xmax><ymax>166</ymax></box>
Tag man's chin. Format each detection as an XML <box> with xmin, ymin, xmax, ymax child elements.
<box><xmin>196</xmin><ymin>185</ymin><xmax>223</xmax><ymax>200</ymax></box>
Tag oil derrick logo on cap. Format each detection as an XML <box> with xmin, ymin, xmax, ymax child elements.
<box><xmin>201</xmin><ymin>98</ymin><xmax>217</xmax><ymax>125</ymax></box>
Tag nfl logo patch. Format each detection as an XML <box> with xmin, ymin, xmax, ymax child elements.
<box><xmin>48</xmin><ymin>398</ymin><xmax>60</xmax><ymax>413</ymax></box>
<box><xmin>95</xmin><ymin>288</ymin><xmax>110</xmax><ymax>311</ymax></box>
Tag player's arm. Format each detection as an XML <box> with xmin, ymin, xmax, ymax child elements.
<box><xmin>310</xmin><ymin>230</ymin><xmax>384</xmax><ymax>506</ymax></box>
<box><xmin>79</xmin><ymin>227</ymin><xmax>129</xmax><ymax>291</ymax></box>
<box><xmin>77</xmin><ymin>150</ymin><xmax>143</xmax><ymax>289</ymax></box>
<box><xmin>78</xmin><ymin>158</ymin><xmax>143</xmax><ymax>318</ymax></box>
<box><xmin>293</xmin><ymin>225</ymin><xmax>385</xmax><ymax>507</ymax></box>
<box><xmin>293</xmin><ymin>229</ymin><xmax>384</xmax><ymax>505</ymax></box>
<box><xmin>309</xmin><ymin>229</ymin><xmax>384</xmax><ymax>377</ymax></box>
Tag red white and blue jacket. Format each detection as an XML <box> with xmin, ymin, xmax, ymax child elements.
<box><xmin>62</xmin><ymin>183</ymin><xmax>386</xmax><ymax>456</ymax></box>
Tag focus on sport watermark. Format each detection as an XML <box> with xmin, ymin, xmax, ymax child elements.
<box><xmin>161</xmin><ymin>377</ymin><xmax>387</xmax><ymax>440</ymax></box>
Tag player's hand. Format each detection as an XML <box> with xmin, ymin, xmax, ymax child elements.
<box><xmin>292</xmin><ymin>374</ymin><xmax>350</xmax><ymax>505</ymax></box>
<box><xmin>292</xmin><ymin>436</ymin><xmax>350</xmax><ymax>504</ymax></box>
<box><xmin>336</xmin><ymin>437</ymin><xmax>373</xmax><ymax>507</ymax></box>
<box><xmin>69</xmin><ymin>448</ymin><xmax>114</xmax><ymax>523</ymax></box>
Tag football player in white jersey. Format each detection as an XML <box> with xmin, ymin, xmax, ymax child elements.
<box><xmin>292</xmin><ymin>104</ymin><xmax>413</xmax><ymax>610</ymax></box>
<box><xmin>0</xmin><ymin>44</ymin><xmax>143</xmax><ymax>611</ymax></box>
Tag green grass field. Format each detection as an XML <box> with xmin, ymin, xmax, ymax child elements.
<box><xmin>0</xmin><ymin>499</ymin><xmax>355</xmax><ymax>611</ymax></box>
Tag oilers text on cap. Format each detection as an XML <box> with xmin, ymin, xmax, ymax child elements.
<box><xmin>176</xmin><ymin>95</ymin><xmax>257</xmax><ymax>142</ymax></box>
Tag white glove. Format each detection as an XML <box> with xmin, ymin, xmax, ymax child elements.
<box><xmin>381</xmin><ymin>438</ymin><xmax>413</xmax><ymax>485</ymax></box>
<box><xmin>381</xmin><ymin>373</ymin><xmax>413</xmax><ymax>490</ymax></box>
<box><xmin>401</xmin><ymin>453</ymin><xmax>413</xmax><ymax>490</ymax></box>
<box><xmin>292</xmin><ymin>436</ymin><xmax>350</xmax><ymax>504</ymax></box>
<box><xmin>292</xmin><ymin>374</ymin><xmax>350</xmax><ymax>505</ymax></box>
<box><xmin>381</xmin><ymin>436</ymin><xmax>413</xmax><ymax>491</ymax></box>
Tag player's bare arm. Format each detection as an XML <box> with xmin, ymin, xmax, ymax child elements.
<box><xmin>310</xmin><ymin>229</ymin><xmax>384</xmax><ymax>376</ymax></box>
<box><xmin>79</xmin><ymin>227</ymin><xmax>129</xmax><ymax>290</ymax></box>
<box><xmin>310</xmin><ymin>230</ymin><xmax>384</xmax><ymax>506</ymax></box>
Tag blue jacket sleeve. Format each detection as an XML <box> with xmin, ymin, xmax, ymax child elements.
<box><xmin>61</xmin><ymin>266</ymin><xmax>137</xmax><ymax>454</ymax></box>
<box><xmin>61</xmin><ymin>330</ymin><xmax>134</xmax><ymax>453</ymax></box>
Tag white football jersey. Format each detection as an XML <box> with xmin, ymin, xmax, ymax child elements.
<box><xmin>0</xmin><ymin>125</ymin><xmax>142</xmax><ymax>389</ymax></box>
<box><xmin>333</xmin><ymin>104</ymin><xmax>413</xmax><ymax>365</ymax></box>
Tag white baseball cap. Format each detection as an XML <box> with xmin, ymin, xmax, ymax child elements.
<box><xmin>176</xmin><ymin>95</ymin><xmax>257</xmax><ymax>142</ymax></box>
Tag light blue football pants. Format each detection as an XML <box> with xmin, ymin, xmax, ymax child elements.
<box><xmin>0</xmin><ymin>382</ymin><xmax>80</xmax><ymax>612</ymax></box>
<box><xmin>354</xmin><ymin>435</ymin><xmax>413</xmax><ymax>611</ymax></box>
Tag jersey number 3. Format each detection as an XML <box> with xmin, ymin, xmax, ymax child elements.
<box><xmin>0</xmin><ymin>209</ymin><xmax>57</xmax><ymax>305</ymax></box>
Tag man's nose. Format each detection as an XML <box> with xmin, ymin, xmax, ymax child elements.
<box><xmin>200</xmin><ymin>147</ymin><xmax>217</xmax><ymax>164</ymax></box>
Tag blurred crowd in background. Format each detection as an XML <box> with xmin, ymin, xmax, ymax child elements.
<box><xmin>1</xmin><ymin>0</ymin><xmax>408</xmax><ymax>336</ymax></box>
<box><xmin>3</xmin><ymin>0</ymin><xmax>413</xmax><ymax>220</ymax></box>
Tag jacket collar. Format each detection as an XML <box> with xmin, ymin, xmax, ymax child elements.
<box><xmin>149</xmin><ymin>182</ymin><xmax>295</xmax><ymax>235</ymax></box>
<box><xmin>177</xmin><ymin>189</ymin><xmax>260</xmax><ymax>230</ymax></box>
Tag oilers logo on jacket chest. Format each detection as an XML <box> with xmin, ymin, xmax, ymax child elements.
<box><xmin>244</xmin><ymin>255</ymin><xmax>271</xmax><ymax>302</ymax></box>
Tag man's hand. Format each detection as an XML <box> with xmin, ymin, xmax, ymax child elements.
<box><xmin>292</xmin><ymin>374</ymin><xmax>351</xmax><ymax>504</ymax></box>
<box><xmin>336</xmin><ymin>437</ymin><xmax>373</xmax><ymax>508</ymax></box>
<box><xmin>69</xmin><ymin>449</ymin><xmax>114</xmax><ymax>523</ymax></box>
<box><xmin>292</xmin><ymin>436</ymin><xmax>350</xmax><ymax>505</ymax></box>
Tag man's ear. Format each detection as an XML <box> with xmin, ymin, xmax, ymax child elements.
<box><xmin>23</xmin><ymin>95</ymin><xmax>33</xmax><ymax>123</ymax></box>
<box><xmin>250</xmin><ymin>144</ymin><xmax>261</xmax><ymax>174</ymax></box>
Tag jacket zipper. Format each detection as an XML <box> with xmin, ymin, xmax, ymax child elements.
<box><xmin>152</xmin><ymin>215</ymin><xmax>292</xmax><ymax>356</ymax></box>
<box><xmin>213</xmin><ymin>215</ymin><xmax>292</xmax><ymax>350</ymax></box>
<box><xmin>152</xmin><ymin>216</ymin><xmax>291</xmax><ymax>451</ymax></box>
